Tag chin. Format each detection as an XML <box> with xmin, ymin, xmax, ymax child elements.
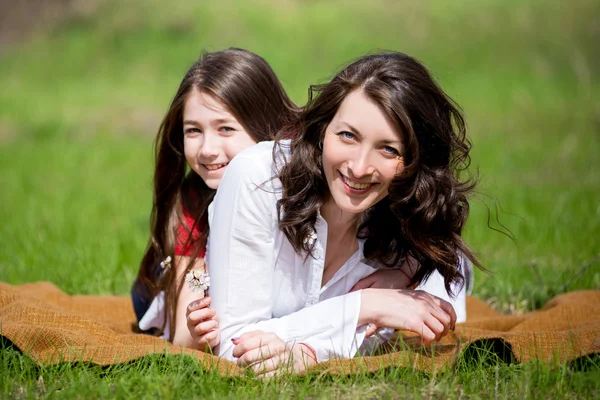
<box><xmin>203</xmin><ymin>179</ymin><xmax>221</xmax><ymax>190</ymax></box>
<box><xmin>332</xmin><ymin>197</ymin><xmax>371</xmax><ymax>215</ymax></box>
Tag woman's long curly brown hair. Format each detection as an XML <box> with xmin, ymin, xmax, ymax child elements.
<box><xmin>132</xmin><ymin>48</ymin><xmax>297</xmax><ymax>339</ymax></box>
<box><xmin>277</xmin><ymin>51</ymin><xmax>483</xmax><ymax>295</ymax></box>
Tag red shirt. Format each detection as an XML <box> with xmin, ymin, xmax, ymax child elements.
<box><xmin>174</xmin><ymin>207</ymin><xmax>206</xmax><ymax>258</ymax></box>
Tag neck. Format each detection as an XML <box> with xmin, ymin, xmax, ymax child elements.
<box><xmin>320</xmin><ymin>197</ymin><xmax>360</xmax><ymax>237</ymax></box>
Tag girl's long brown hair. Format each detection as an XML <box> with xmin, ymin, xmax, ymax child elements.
<box><xmin>133</xmin><ymin>48</ymin><xmax>297</xmax><ymax>339</ymax></box>
<box><xmin>277</xmin><ymin>51</ymin><xmax>483</xmax><ymax>295</ymax></box>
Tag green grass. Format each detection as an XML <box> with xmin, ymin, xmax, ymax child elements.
<box><xmin>1</xmin><ymin>0</ymin><xmax>599</xmax><ymax>397</ymax></box>
<box><xmin>2</xmin><ymin>344</ymin><xmax>599</xmax><ymax>399</ymax></box>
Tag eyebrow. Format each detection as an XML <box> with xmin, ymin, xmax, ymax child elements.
<box><xmin>183</xmin><ymin>118</ymin><xmax>239</xmax><ymax>126</ymax></box>
<box><xmin>335</xmin><ymin>121</ymin><xmax>402</xmax><ymax>145</ymax></box>
<box><xmin>339</xmin><ymin>122</ymin><xmax>361</xmax><ymax>136</ymax></box>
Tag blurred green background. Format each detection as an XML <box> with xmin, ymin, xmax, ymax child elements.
<box><xmin>0</xmin><ymin>0</ymin><xmax>598</xmax><ymax>311</ymax></box>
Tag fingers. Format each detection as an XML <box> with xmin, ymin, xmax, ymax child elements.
<box><xmin>186</xmin><ymin>296</ymin><xmax>211</xmax><ymax>315</ymax></box>
<box><xmin>419</xmin><ymin>294</ymin><xmax>455</xmax><ymax>342</ymax></box>
<box><xmin>232</xmin><ymin>334</ymin><xmax>313</xmax><ymax>377</ymax></box>
<box><xmin>391</xmin><ymin>290</ymin><xmax>456</xmax><ymax>344</ymax></box>
<box><xmin>424</xmin><ymin>297</ymin><xmax>455</xmax><ymax>334</ymax></box>
<box><xmin>186</xmin><ymin>296</ymin><xmax>220</xmax><ymax>346</ymax></box>
<box><xmin>246</xmin><ymin>346</ymin><xmax>310</xmax><ymax>377</ymax></box>
<box><xmin>250</xmin><ymin>352</ymin><xmax>291</xmax><ymax>375</ymax></box>
<box><xmin>237</xmin><ymin>344</ymin><xmax>282</xmax><ymax>367</ymax></box>
<box><xmin>187</xmin><ymin>307</ymin><xmax>217</xmax><ymax>325</ymax></box>
<box><xmin>438</xmin><ymin>298</ymin><xmax>457</xmax><ymax>330</ymax></box>
<box><xmin>423</xmin><ymin>314</ymin><xmax>446</xmax><ymax>343</ymax></box>
<box><xmin>231</xmin><ymin>331</ymin><xmax>277</xmax><ymax>358</ymax></box>
<box><xmin>199</xmin><ymin>329</ymin><xmax>219</xmax><ymax>344</ymax></box>
<box><xmin>234</xmin><ymin>335</ymin><xmax>285</xmax><ymax>366</ymax></box>
<box><xmin>195</xmin><ymin>330</ymin><xmax>219</xmax><ymax>351</ymax></box>
<box><xmin>365</xmin><ymin>322</ymin><xmax>378</xmax><ymax>338</ymax></box>
<box><xmin>403</xmin><ymin>318</ymin><xmax>437</xmax><ymax>345</ymax></box>
<box><xmin>191</xmin><ymin>318</ymin><xmax>218</xmax><ymax>336</ymax></box>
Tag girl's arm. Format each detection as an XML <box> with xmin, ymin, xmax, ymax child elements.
<box><xmin>172</xmin><ymin>256</ymin><xmax>219</xmax><ymax>350</ymax></box>
<box><xmin>350</xmin><ymin>258</ymin><xmax>418</xmax><ymax>292</ymax></box>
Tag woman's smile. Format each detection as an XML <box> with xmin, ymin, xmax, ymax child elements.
<box><xmin>338</xmin><ymin>171</ymin><xmax>378</xmax><ymax>194</ymax></box>
<box><xmin>321</xmin><ymin>89</ymin><xmax>405</xmax><ymax>215</ymax></box>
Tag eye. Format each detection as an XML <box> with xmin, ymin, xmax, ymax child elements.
<box><xmin>382</xmin><ymin>145</ymin><xmax>401</xmax><ymax>157</ymax></box>
<box><xmin>184</xmin><ymin>127</ymin><xmax>201</xmax><ymax>136</ymax></box>
<box><xmin>337</xmin><ymin>131</ymin><xmax>356</xmax><ymax>141</ymax></box>
<box><xmin>219</xmin><ymin>126</ymin><xmax>235</xmax><ymax>133</ymax></box>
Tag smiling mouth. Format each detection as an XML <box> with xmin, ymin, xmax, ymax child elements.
<box><xmin>338</xmin><ymin>171</ymin><xmax>377</xmax><ymax>192</ymax></box>
<box><xmin>203</xmin><ymin>163</ymin><xmax>228</xmax><ymax>171</ymax></box>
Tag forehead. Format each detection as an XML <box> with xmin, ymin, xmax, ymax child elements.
<box><xmin>331</xmin><ymin>90</ymin><xmax>401</xmax><ymax>141</ymax></box>
<box><xmin>183</xmin><ymin>89</ymin><xmax>235</xmax><ymax>119</ymax></box>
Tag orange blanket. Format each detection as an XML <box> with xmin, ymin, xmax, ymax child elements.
<box><xmin>1</xmin><ymin>282</ymin><xmax>598</xmax><ymax>375</ymax></box>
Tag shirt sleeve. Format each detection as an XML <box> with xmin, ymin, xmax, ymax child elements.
<box><xmin>207</xmin><ymin>151</ymin><xmax>365</xmax><ymax>362</ymax></box>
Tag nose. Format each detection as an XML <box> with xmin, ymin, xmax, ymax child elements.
<box><xmin>198</xmin><ymin>132</ymin><xmax>219</xmax><ymax>159</ymax></box>
<box><xmin>347</xmin><ymin>147</ymin><xmax>375</xmax><ymax>178</ymax></box>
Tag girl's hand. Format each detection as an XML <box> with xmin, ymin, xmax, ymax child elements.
<box><xmin>360</xmin><ymin>289</ymin><xmax>456</xmax><ymax>346</ymax></box>
<box><xmin>232</xmin><ymin>331</ymin><xmax>317</xmax><ymax>378</ymax></box>
<box><xmin>186</xmin><ymin>296</ymin><xmax>220</xmax><ymax>352</ymax></box>
<box><xmin>350</xmin><ymin>268</ymin><xmax>417</xmax><ymax>292</ymax></box>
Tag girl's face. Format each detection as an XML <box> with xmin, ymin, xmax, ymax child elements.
<box><xmin>183</xmin><ymin>89</ymin><xmax>257</xmax><ymax>189</ymax></box>
<box><xmin>321</xmin><ymin>89</ymin><xmax>405</xmax><ymax>215</ymax></box>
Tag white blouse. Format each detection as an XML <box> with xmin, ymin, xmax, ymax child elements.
<box><xmin>207</xmin><ymin>140</ymin><xmax>470</xmax><ymax>362</ymax></box>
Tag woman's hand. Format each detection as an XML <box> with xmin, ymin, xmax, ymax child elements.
<box><xmin>359</xmin><ymin>289</ymin><xmax>456</xmax><ymax>346</ymax></box>
<box><xmin>186</xmin><ymin>296</ymin><xmax>220</xmax><ymax>352</ymax></box>
<box><xmin>232</xmin><ymin>331</ymin><xmax>317</xmax><ymax>378</ymax></box>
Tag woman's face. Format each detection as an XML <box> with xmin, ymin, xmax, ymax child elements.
<box><xmin>183</xmin><ymin>89</ymin><xmax>257</xmax><ymax>189</ymax></box>
<box><xmin>321</xmin><ymin>89</ymin><xmax>405</xmax><ymax>215</ymax></box>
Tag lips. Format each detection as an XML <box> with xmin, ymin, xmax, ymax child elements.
<box><xmin>203</xmin><ymin>163</ymin><xmax>228</xmax><ymax>171</ymax></box>
<box><xmin>339</xmin><ymin>172</ymin><xmax>376</xmax><ymax>191</ymax></box>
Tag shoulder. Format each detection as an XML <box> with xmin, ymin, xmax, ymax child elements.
<box><xmin>222</xmin><ymin>140</ymin><xmax>290</xmax><ymax>185</ymax></box>
<box><xmin>234</xmin><ymin>139</ymin><xmax>290</xmax><ymax>163</ymax></box>
<box><xmin>226</xmin><ymin>141</ymin><xmax>273</xmax><ymax>176</ymax></box>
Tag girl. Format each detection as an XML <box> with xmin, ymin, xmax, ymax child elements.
<box><xmin>132</xmin><ymin>48</ymin><xmax>419</xmax><ymax>351</ymax></box>
<box><xmin>131</xmin><ymin>48</ymin><xmax>297</xmax><ymax>349</ymax></box>
<box><xmin>202</xmin><ymin>51</ymin><xmax>481</xmax><ymax>376</ymax></box>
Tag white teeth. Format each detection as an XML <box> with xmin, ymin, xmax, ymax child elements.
<box><xmin>341</xmin><ymin>175</ymin><xmax>372</xmax><ymax>190</ymax></box>
<box><xmin>204</xmin><ymin>163</ymin><xmax>228</xmax><ymax>171</ymax></box>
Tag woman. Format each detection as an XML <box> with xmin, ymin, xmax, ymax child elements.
<box><xmin>202</xmin><ymin>51</ymin><xmax>481</xmax><ymax>376</ymax></box>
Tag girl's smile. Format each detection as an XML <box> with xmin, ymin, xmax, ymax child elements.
<box><xmin>203</xmin><ymin>163</ymin><xmax>229</xmax><ymax>171</ymax></box>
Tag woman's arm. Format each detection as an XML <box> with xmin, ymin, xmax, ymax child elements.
<box><xmin>208</xmin><ymin>145</ymin><xmax>457</xmax><ymax>362</ymax></box>
<box><xmin>207</xmin><ymin>149</ymin><xmax>366</xmax><ymax>362</ymax></box>
<box><xmin>230</xmin><ymin>286</ymin><xmax>456</xmax><ymax>375</ymax></box>
<box><xmin>351</xmin><ymin>256</ymin><xmax>470</xmax><ymax>324</ymax></box>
